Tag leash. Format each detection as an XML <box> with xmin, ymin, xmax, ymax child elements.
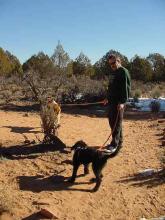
<box><xmin>99</xmin><ymin>108</ymin><xmax>120</xmax><ymax>150</ymax></box>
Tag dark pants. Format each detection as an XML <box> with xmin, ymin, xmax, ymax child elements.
<box><xmin>107</xmin><ymin>104</ymin><xmax>124</xmax><ymax>147</ymax></box>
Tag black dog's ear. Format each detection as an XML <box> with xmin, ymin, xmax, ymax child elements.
<box><xmin>71</xmin><ymin>140</ymin><xmax>87</xmax><ymax>151</ymax></box>
<box><xmin>76</xmin><ymin>140</ymin><xmax>87</xmax><ymax>147</ymax></box>
<box><xmin>71</xmin><ymin>142</ymin><xmax>79</xmax><ymax>151</ymax></box>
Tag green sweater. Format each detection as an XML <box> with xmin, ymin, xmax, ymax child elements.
<box><xmin>107</xmin><ymin>66</ymin><xmax>131</xmax><ymax>104</ymax></box>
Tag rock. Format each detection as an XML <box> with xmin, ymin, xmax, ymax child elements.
<box><xmin>40</xmin><ymin>208</ymin><xmax>58</xmax><ymax>219</ymax></box>
<box><xmin>23</xmin><ymin>113</ymin><xmax>29</xmax><ymax>117</ymax></box>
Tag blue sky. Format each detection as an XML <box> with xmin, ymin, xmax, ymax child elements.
<box><xmin>0</xmin><ymin>0</ymin><xmax>165</xmax><ymax>64</ymax></box>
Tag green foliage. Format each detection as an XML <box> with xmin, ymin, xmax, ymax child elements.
<box><xmin>1</xmin><ymin>44</ymin><xmax>165</xmax><ymax>83</ymax></box>
<box><xmin>6</xmin><ymin>51</ymin><xmax>23</xmax><ymax>76</ymax></box>
<box><xmin>22</xmin><ymin>52</ymin><xmax>55</xmax><ymax>77</ymax></box>
<box><xmin>94</xmin><ymin>50</ymin><xmax>164</xmax><ymax>82</ymax></box>
<box><xmin>0</xmin><ymin>48</ymin><xmax>22</xmax><ymax>76</ymax></box>
<box><xmin>94</xmin><ymin>50</ymin><xmax>129</xmax><ymax>79</ymax></box>
<box><xmin>0</xmin><ymin>48</ymin><xmax>12</xmax><ymax>75</ymax></box>
<box><xmin>130</xmin><ymin>55</ymin><xmax>153</xmax><ymax>81</ymax></box>
<box><xmin>147</xmin><ymin>53</ymin><xmax>165</xmax><ymax>81</ymax></box>
<box><xmin>73</xmin><ymin>52</ymin><xmax>94</xmax><ymax>76</ymax></box>
<box><xmin>149</xmin><ymin>100</ymin><xmax>161</xmax><ymax>113</ymax></box>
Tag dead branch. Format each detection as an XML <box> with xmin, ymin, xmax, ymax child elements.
<box><xmin>23</xmin><ymin>71</ymin><xmax>61</xmax><ymax>143</ymax></box>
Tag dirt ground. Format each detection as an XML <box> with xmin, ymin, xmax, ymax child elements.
<box><xmin>0</xmin><ymin>110</ymin><xmax>164</xmax><ymax>220</ymax></box>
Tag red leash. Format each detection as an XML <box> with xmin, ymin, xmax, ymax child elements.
<box><xmin>99</xmin><ymin>108</ymin><xmax>120</xmax><ymax>150</ymax></box>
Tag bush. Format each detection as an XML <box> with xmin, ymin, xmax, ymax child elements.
<box><xmin>151</xmin><ymin>88</ymin><xmax>161</xmax><ymax>99</ymax></box>
<box><xmin>133</xmin><ymin>89</ymin><xmax>141</xmax><ymax>102</ymax></box>
<box><xmin>149</xmin><ymin>100</ymin><xmax>161</xmax><ymax>113</ymax></box>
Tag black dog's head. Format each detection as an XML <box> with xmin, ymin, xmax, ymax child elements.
<box><xmin>71</xmin><ymin>140</ymin><xmax>88</xmax><ymax>151</ymax></box>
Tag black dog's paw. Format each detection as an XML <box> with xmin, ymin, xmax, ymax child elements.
<box><xmin>67</xmin><ymin>177</ymin><xmax>75</xmax><ymax>183</ymax></box>
<box><xmin>90</xmin><ymin>175</ymin><xmax>103</xmax><ymax>182</ymax></box>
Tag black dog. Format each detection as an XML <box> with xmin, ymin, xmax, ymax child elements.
<box><xmin>68</xmin><ymin>140</ymin><xmax>120</xmax><ymax>192</ymax></box>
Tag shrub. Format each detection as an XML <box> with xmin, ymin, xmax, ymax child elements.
<box><xmin>151</xmin><ymin>88</ymin><xmax>161</xmax><ymax>99</ymax></box>
<box><xmin>133</xmin><ymin>89</ymin><xmax>141</xmax><ymax>102</ymax></box>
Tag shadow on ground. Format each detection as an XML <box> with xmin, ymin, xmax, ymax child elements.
<box><xmin>116</xmin><ymin>169</ymin><xmax>165</xmax><ymax>188</ymax></box>
<box><xmin>1</xmin><ymin>102</ymin><xmax>164</xmax><ymax>120</ymax></box>
<box><xmin>0</xmin><ymin>102</ymin><xmax>106</xmax><ymax>117</ymax></box>
<box><xmin>18</xmin><ymin>174</ymin><xmax>93</xmax><ymax>193</ymax></box>
<box><xmin>22</xmin><ymin>212</ymin><xmax>46</xmax><ymax>220</ymax></box>
<box><xmin>0</xmin><ymin>103</ymin><xmax>39</xmax><ymax>112</ymax></box>
<box><xmin>2</xmin><ymin>125</ymin><xmax>41</xmax><ymax>134</ymax></box>
<box><xmin>0</xmin><ymin>136</ymin><xmax>68</xmax><ymax>160</ymax></box>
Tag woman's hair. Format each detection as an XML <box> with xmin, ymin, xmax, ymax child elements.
<box><xmin>108</xmin><ymin>54</ymin><xmax>121</xmax><ymax>62</ymax></box>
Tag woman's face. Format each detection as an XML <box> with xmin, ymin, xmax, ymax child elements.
<box><xmin>47</xmin><ymin>97</ymin><xmax>52</xmax><ymax>103</ymax></box>
<box><xmin>109</xmin><ymin>58</ymin><xmax>120</xmax><ymax>71</ymax></box>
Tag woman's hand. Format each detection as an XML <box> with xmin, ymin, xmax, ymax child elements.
<box><xmin>117</xmin><ymin>104</ymin><xmax>125</xmax><ymax>110</ymax></box>
<box><xmin>103</xmin><ymin>99</ymin><xmax>108</xmax><ymax>105</ymax></box>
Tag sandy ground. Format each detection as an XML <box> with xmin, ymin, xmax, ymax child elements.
<box><xmin>0</xmin><ymin>110</ymin><xmax>164</xmax><ymax>220</ymax></box>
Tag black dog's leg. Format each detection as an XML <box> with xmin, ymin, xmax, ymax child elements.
<box><xmin>84</xmin><ymin>164</ymin><xmax>89</xmax><ymax>175</ymax></box>
<box><xmin>68</xmin><ymin>164</ymin><xmax>80</xmax><ymax>183</ymax></box>
<box><xmin>91</xmin><ymin>163</ymin><xmax>102</xmax><ymax>192</ymax></box>
<box><xmin>90</xmin><ymin>173</ymin><xmax>103</xmax><ymax>182</ymax></box>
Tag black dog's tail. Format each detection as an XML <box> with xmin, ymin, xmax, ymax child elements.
<box><xmin>102</xmin><ymin>145</ymin><xmax>122</xmax><ymax>159</ymax></box>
